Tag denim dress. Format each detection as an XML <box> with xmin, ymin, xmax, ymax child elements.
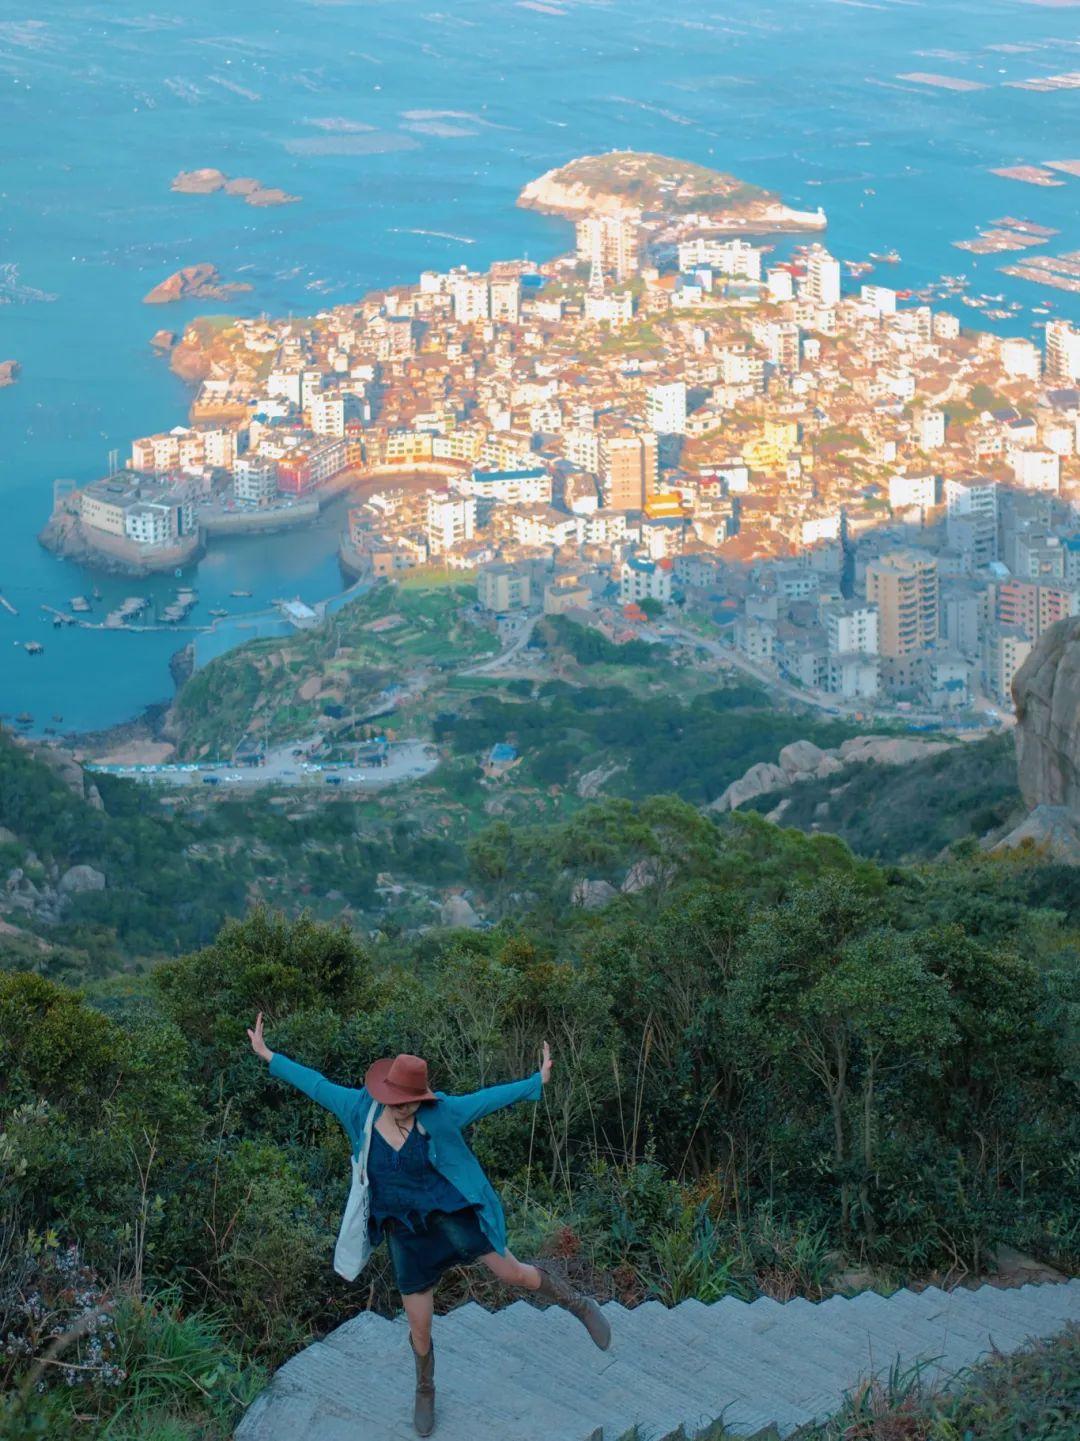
<box><xmin>368</xmin><ymin>1123</ymin><xmax>492</xmax><ymax>1294</ymax></box>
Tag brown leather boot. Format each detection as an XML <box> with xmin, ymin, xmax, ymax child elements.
<box><xmin>410</xmin><ymin>1336</ymin><xmax>435</xmax><ymax>1436</ymax></box>
<box><xmin>533</xmin><ymin>1263</ymin><xmax>611</xmax><ymax>1350</ymax></box>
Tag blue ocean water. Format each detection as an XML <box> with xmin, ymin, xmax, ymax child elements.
<box><xmin>1</xmin><ymin>0</ymin><xmax>1079</xmax><ymax>732</ymax></box>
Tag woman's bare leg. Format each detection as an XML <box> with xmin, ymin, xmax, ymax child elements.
<box><xmin>479</xmin><ymin>1247</ymin><xmax>542</xmax><ymax>1290</ymax></box>
<box><xmin>402</xmin><ymin>1287</ymin><xmax>435</xmax><ymax>1353</ymax></box>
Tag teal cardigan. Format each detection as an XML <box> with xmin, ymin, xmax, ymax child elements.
<box><xmin>268</xmin><ymin>1052</ymin><xmax>543</xmax><ymax>1255</ymax></box>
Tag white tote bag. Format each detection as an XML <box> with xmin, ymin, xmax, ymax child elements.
<box><xmin>333</xmin><ymin>1102</ymin><xmax>377</xmax><ymax>1281</ymax></box>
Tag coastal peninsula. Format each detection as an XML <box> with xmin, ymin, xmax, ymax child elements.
<box><xmin>171</xmin><ymin>168</ymin><xmax>300</xmax><ymax>207</ymax></box>
<box><xmin>143</xmin><ymin>265</ymin><xmax>254</xmax><ymax>305</ymax></box>
<box><xmin>518</xmin><ymin>150</ymin><xmax>826</xmax><ymax>232</ymax></box>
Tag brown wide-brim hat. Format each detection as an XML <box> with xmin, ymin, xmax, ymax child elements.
<box><xmin>365</xmin><ymin>1053</ymin><xmax>437</xmax><ymax>1104</ymax></box>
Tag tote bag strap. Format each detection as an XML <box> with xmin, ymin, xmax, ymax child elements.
<box><xmin>357</xmin><ymin>1101</ymin><xmax>377</xmax><ymax>1182</ymax></box>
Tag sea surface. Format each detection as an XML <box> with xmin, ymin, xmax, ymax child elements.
<box><xmin>2</xmin><ymin>0</ymin><xmax>1079</xmax><ymax>733</ymax></box>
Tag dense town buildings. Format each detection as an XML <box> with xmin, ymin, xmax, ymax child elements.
<box><xmin>51</xmin><ymin>203</ymin><xmax>1080</xmax><ymax>719</ymax></box>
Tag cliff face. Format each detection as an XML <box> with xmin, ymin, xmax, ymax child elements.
<box><xmin>1012</xmin><ymin>616</ymin><xmax>1080</xmax><ymax>812</ymax></box>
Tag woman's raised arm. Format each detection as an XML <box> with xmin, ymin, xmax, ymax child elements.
<box><xmin>443</xmin><ymin>1041</ymin><xmax>552</xmax><ymax>1128</ymax></box>
<box><xmin>248</xmin><ymin>1012</ymin><xmax>366</xmax><ymax>1133</ymax></box>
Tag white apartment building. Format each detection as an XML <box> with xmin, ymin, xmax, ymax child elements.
<box><xmin>300</xmin><ymin>370</ymin><xmax>324</xmax><ymax>410</ymax></box>
<box><xmin>826</xmin><ymin>603</ymin><xmax>879</xmax><ymax>656</ymax></box>
<box><xmin>1010</xmin><ymin>447</ymin><xmax>1060</xmax><ymax>494</ymax></box>
<box><xmin>201</xmin><ymin>428</ymin><xmax>238</xmax><ymax>470</ymax></box>
<box><xmin>510</xmin><ymin>506</ymin><xmax>579</xmax><ymax>549</ymax></box>
<box><xmin>576</xmin><ymin>215</ymin><xmax>639</xmax><ymax>283</ymax></box>
<box><xmin>309</xmin><ymin>391</ymin><xmax>346</xmax><ymax>437</ymax></box>
<box><xmin>766</xmin><ymin>268</ymin><xmax>795</xmax><ymax>303</ymax></box>
<box><xmin>889</xmin><ymin>473</ymin><xmax>937</xmax><ymax>510</ymax></box>
<box><xmin>457</xmin><ymin>467</ymin><xmax>551</xmax><ymax>508</ymax></box>
<box><xmin>564</xmin><ymin>428</ymin><xmax>601</xmax><ymax>472</ymax></box>
<box><xmin>267</xmin><ymin>370</ymin><xmax>302</xmax><ymax>405</ymax></box>
<box><xmin>234</xmin><ymin>456</ymin><xmax>279</xmax><ymax>504</ymax></box>
<box><xmin>576</xmin><ymin>509</ymin><xmax>628</xmax><ymax>545</ymax></box>
<box><xmin>124</xmin><ymin>504</ymin><xmax>173</xmax><ymax>547</ymax></box>
<box><xmin>804</xmin><ymin>246</ymin><xmax>841</xmax><ymax>307</ymax></box>
<box><xmin>800</xmin><ymin>513</ymin><xmax>841</xmax><ymax>547</ymax></box>
<box><xmin>917</xmin><ymin>410</ymin><xmax>946</xmax><ymax>450</ymax></box>
<box><xmin>646</xmin><ymin>381</ymin><xmax>688</xmax><ymax>436</ymax></box>
<box><xmin>452</xmin><ymin>276</ymin><xmax>491</xmax><ymax>324</ymax></box>
<box><xmin>584</xmin><ymin>291</ymin><xmax>634</xmax><ymax>328</ymax></box>
<box><xmin>489</xmin><ymin>278</ymin><xmax>521</xmax><ymax>325</ymax></box>
<box><xmin>860</xmin><ymin>285</ymin><xmax>897</xmax><ymax>317</ymax></box>
<box><xmin>425</xmin><ymin>493</ymin><xmax>476</xmax><ymax>554</ymax></box>
<box><xmin>1046</xmin><ymin>320</ymin><xmax>1080</xmax><ymax>383</ymax></box>
<box><xmin>677</xmin><ymin>237</ymin><xmax>762</xmax><ymax>280</ymax></box>
<box><xmin>620</xmin><ymin>555</ymin><xmax>673</xmax><ymax>605</ymax></box>
<box><xmin>1001</xmin><ymin>338</ymin><xmax>1041</xmax><ymax>380</ymax></box>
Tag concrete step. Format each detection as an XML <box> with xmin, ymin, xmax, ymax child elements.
<box><xmin>236</xmin><ymin>1279</ymin><xmax>1080</xmax><ymax>1441</ymax></box>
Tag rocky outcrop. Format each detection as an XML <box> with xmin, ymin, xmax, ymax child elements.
<box><xmin>58</xmin><ymin>864</ymin><xmax>106</xmax><ymax>895</ymax></box>
<box><xmin>990</xmin><ymin>804</ymin><xmax>1080</xmax><ymax>863</ymax></box>
<box><xmin>571</xmin><ymin>877</ymin><xmax>618</xmax><ymax>910</ymax></box>
<box><xmin>172</xmin><ymin>169</ymin><xmax>300</xmax><ymax>206</ymax></box>
<box><xmin>0</xmin><ymin>360</ymin><xmax>20</xmax><ymax>387</ymax></box>
<box><xmin>1013</xmin><ymin>617</ymin><xmax>1080</xmax><ymax>814</ymax></box>
<box><xmin>440</xmin><ymin>894</ymin><xmax>481</xmax><ymax>929</ymax></box>
<box><xmin>143</xmin><ymin>265</ymin><xmax>253</xmax><ymax>305</ymax></box>
<box><xmin>518</xmin><ymin>151</ymin><xmax>826</xmax><ymax>233</ymax></box>
<box><xmin>710</xmin><ymin>734</ymin><xmax>959</xmax><ymax>812</ymax></box>
<box><xmin>150</xmin><ymin>329</ymin><xmax>178</xmax><ymax>352</ymax></box>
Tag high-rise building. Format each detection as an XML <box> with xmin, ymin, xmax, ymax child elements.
<box><xmin>804</xmin><ymin>246</ymin><xmax>841</xmax><ymax>307</ymax></box>
<box><xmin>865</xmin><ymin>550</ymin><xmax>939</xmax><ymax>657</ymax></box>
<box><xmin>645</xmin><ymin>381</ymin><xmax>687</xmax><ymax>436</ymax></box>
<box><xmin>575</xmin><ymin>215</ymin><xmax>640</xmax><ymax>283</ymax></box>
<box><xmin>1046</xmin><ymin>320</ymin><xmax>1080</xmax><ymax>383</ymax></box>
<box><xmin>451</xmin><ymin>276</ymin><xmax>491</xmax><ymax>324</ymax></box>
<box><xmin>489</xmin><ymin>278</ymin><xmax>521</xmax><ymax>324</ymax></box>
<box><xmin>601</xmin><ymin>431</ymin><xmax>658</xmax><ymax>510</ymax></box>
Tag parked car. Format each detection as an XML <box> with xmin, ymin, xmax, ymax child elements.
<box><xmin>202</xmin><ymin>776</ymin><xmax>221</xmax><ymax>785</ymax></box>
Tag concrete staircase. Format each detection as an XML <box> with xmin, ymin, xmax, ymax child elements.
<box><xmin>236</xmin><ymin>1279</ymin><xmax>1080</xmax><ymax>1441</ymax></box>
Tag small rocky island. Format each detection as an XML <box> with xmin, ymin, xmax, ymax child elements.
<box><xmin>171</xmin><ymin>168</ymin><xmax>300</xmax><ymax>207</ymax></box>
<box><xmin>0</xmin><ymin>360</ymin><xmax>20</xmax><ymax>387</ymax></box>
<box><xmin>143</xmin><ymin>265</ymin><xmax>253</xmax><ymax>305</ymax></box>
<box><xmin>518</xmin><ymin>150</ymin><xmax>826</xmax><ymax>233</ymax></box>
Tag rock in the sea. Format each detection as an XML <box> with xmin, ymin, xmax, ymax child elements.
<box><xmin>143</xmin><ymin>264</ymin><xmax>253</xmax><ymax>305</ymax></box>
<box><xmin>1013</xmin><ymin>616</ymin><xmax>1080</xmax><ymax>813</ymax></box>
<box><xmin>58</xmin><ymin>864</ymin><xmax>106</xmax><ymax>895</ymax></box>
<box><xmin>571</xmin><ymin>877</ymin><xmax>618</xmax><ymax>910</ymax></box>
<box><xmin>172</xmin><ymin>168</ymin><xmax>299</xmax><ymax>207</ymax></box>
<box><xmin>150</xmin><ymin>329</ymin><xmax>178</xmax><ymax>352</ymax></box>
<box><xmin>172</xmin><ymin>168</ymin><xmax>228</xmax><ymax>194</ymax></box>
<box><xmin>0</xmin><ymin>360</ymin><xmax>20</xmax><ymax>387</ymax></box>
<box><xmin>439</xmin><ymin>894</ymin><xmax>481</xmax><ymax>929</ymax></box>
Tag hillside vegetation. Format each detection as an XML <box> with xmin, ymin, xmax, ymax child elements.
<box><xmin>2</xmin><ymin>797</ymin><xmax>1078</xmax><ymax>1438</ymax></box>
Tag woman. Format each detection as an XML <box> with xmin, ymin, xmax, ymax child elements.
<box><xmin>247</xmin><ymin>1013</ymin><xmax>610</xmax><ymax>1437</ymax></box>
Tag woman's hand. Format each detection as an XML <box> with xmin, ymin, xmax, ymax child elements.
<box><xmin>247</xmin><ymin>1012</ymin><xmax>273</xmax><ymax>1063</ymax></box>
<box><xmin>539</xmin><ymin>1039</ymin><xmax>552</xmax><ymax>1085</ymax></box>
